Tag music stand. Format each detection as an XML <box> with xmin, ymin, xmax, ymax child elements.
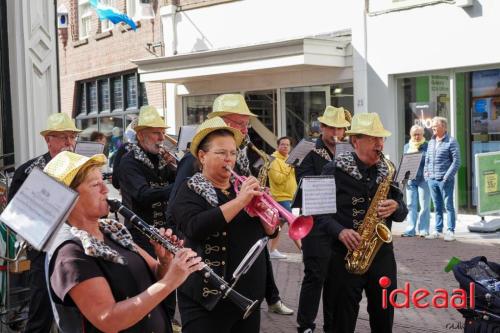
<box><xmin>286</xmin><ymin>139</ymin><xmax>315</xmax><ymax>167</ymax></box>
<box><xmin>394</xmin><ymin>152</ymin><xmax>423</xmax><ymax>191</ymax></box>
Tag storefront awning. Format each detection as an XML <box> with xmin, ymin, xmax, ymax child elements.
<box><xmin>132</xmin><ymin>35</ymin><xmax>352</xmax><ymax>84</ymax></box>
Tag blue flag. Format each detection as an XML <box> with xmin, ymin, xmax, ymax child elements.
<box><xmin>90</xmin><ymin>0</ymin><xmax>137</xmax><ymax>31</ymax></box>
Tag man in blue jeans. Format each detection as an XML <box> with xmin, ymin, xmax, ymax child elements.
<box><xmin>424</xmin><ymin>116</ymin><xmax>461</xmax><ymax>241</ymax></box>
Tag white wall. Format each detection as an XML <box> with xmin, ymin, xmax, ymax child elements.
<box><xmin>170</xmin><ymin>0</ymin><xmax>354</xmax><ymax>54</ymax></box>
<box><xmin>7</xmin><ymin>0</ymin><xmax>59</xmax><ymax>165</ymax></box>
<box><xmin>356</xmin><ymin>0</ymin><xmax>500</xmax><ymax>161</ymax></box>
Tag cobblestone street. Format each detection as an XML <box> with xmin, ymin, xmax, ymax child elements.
<box><xmin>260</xmin><ymin>218</ymin><xmax>500</xmax><ymax>333</ymax></box>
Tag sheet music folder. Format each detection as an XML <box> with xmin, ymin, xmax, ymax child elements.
<box><xmin>395</xmin><ymin>152</ymin><xmax>423</xmax><ymax>184</ymax></box>
<box><xmin>0</xmin><ymin>168</ymin><xmax>79</xmax><ymax>251</ymax></box>
<box><xmin>292</xmin><ymin>176</ymin><xmax>336</xmax><ymax>215</ymax></box>
<box><xmin>286</xmin><ymin>139</ymin><xmax>315</xmax><ymax>166</ymax></box>
<box><xmin>75</xmin><ymin>141</ymin><xmax>105</xmax><ymax>157</ymax></box>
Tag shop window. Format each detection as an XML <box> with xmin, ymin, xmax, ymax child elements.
<box><xmin>78</xmin><ymin>0</ymin><xmax>92</xmax><ymax>39</ymax></box>
<box><xmin>245</xmin><ymin>90</ymin><xmax>277</xmax><ymax>154</ymax></box>
<box><xmin>398</xmin><ymin>76</ymin><xmax>450</xmax><ymax>143</ymax></box>
<box><xmin>330</xmin><ymin>84</ymin><xmax>354</xmax><ymax>115</ymax></box>
<box><xmin>183</xmin><ymin>94</ymin><xmax>219</xmax><ymax>125</ymax></box>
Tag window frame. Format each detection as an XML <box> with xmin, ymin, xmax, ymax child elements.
<box><xmin>78</xmin><ymin>0</ymin><xmax>92</xmax><ymax>39</ymax></box>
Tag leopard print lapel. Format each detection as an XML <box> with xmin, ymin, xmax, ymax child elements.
<box><xmin>187</xmin><ymin>172</ymin><xmax>219</xmax><ymax>207</ymax></box>
<box><xmin>25</xmin><ymin>154</ymin><xmax>50</xmax><ymax>175</ymax></box>
<box><xmin>313</xmin><ymin>148</ymin><xmax>332</xmax><ymax>162</ymax></box>
<box><xmin>335</xmin><ymin>152</ymin><xmax>388</xmax><ymax>183</ymax></box>
<box><xmin>131</xmin><ymin>144</ymin><xmax>168</xmax><ymax>171</ymax></box>
<box><xmin>70</xmin><ymin>219</ymin><xmax>137</xmax><ymax>265</ymax></box>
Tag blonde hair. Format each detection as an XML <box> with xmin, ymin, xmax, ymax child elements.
<box><xmin>410</xmin><ymin>125</ymin><xmax>424</xmax><ymax>135</ymax></box>
<box><xmin>432</xmin><ymin>116</ymin><xmax>448</xmax><ymax>129</ymax></box>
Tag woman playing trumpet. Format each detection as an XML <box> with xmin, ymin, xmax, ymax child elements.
<box><xmin>171</xmin><ymin>117</ymin><xmax>277</xmax><ymax>333</ymax></box>
<box><xmin>44</xmin><ymin>151</ymin><xmax>204</xmax><ymax>333</ymax></box>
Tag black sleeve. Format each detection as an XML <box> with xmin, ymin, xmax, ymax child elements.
<box><xmin>169</xmin><ymin>153</ymin><xmax>197</xmax><ymax>204</ymax></box>
<box><xmin>317</xmin><ymin>160</ymin><xmax>346</xmax><ymax>238</ymax></box>
<box><xmin>295</xmin><ymin>151</ymin><xmax>315</xmax><ymax>182</ymax></box>
<box><xmin>119</xmin><ymin>157</ymin><xmax>170</xmax><ymax>204</ymax></box>
<box><xmin>389</xmin><ymin>184</ymin><xmax>408</xmax><ymax>222</ymax></box>
<box><xmin>8</xmin><ymin>166</ymin><xmax>28</xmax><ymax>202</ymax></box>
<box><xmin>172</xmin><ymin>182</ymin><xmax>227</xmax><ymax>241</ymax></box>
<box><xmin>111</xmin><ymin>144</ymin><xmax>129</xmax><ymax>190</ymax></box>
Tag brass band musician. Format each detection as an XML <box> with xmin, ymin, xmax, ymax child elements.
<box><xmin>295</xmin><ymin>106</ymin><xmax>351</xmax><ymax>333</ymax></box>
<box><xmin>318</xmin><ymin>113</ymin><xmax>407</xmax><ymax>333</ymax></box>
<box><xmin>166</xmin><ymin>94</ymin><xmax>294</xmax><ymax>316</ymax></box>
<box><xmin>8</xmin><ymin>113</ymin><xmax>81</xmax><ymax>332</ymax></box>
<box><xmin>171</xmin><ymin>117</ymin><xmax>277</xmax><ymax>333</ymax></box>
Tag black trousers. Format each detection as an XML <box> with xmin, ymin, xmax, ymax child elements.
<box><xmin>325</xmin><ymin>247</ymin><xmax>397</xmax><ymax>333</ymax></box>
<box><xmin>297</xmin><ymin>235</ymin><xmax>333</xmax><ymax>333</ymax></box>
<box><xmin>24</xmin><ymin>251</ymin><xmax>53</xmax><ymax>333</ymax></box>
<box><xmin>179</xmin><ymin>293</ymin><xmax>261</xmax><ymax>333</ymax></box>
<box><xmin>264</xmin><ymin>248</ymin><xmax>280</xmax><ymax>305</ymax></box>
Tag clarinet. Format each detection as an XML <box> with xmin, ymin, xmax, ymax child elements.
<box><xmin>106</xmin><ymin>199</ymin><xmax>258</xmax><ymax>319</ymax></box>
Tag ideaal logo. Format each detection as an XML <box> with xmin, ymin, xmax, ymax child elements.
<box><xmin>379</xmin><ymin>276</ymin><xmax>475</xmax><ymax>309</ymax></box>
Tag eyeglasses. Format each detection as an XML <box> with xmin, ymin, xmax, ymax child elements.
<box><xmin>223</xmin><ymin>117</ymin><xmax>250</xmax><ymax>129</ymax></box>
<box><xmin>49</xmin><ymin>134</ymin><xmax>78</xmax><ymax>141</ymax></box>
<box><xmin>210</xmin><ymin>150</ymin><xmax>238</xmax><ymax>159</ymax></box>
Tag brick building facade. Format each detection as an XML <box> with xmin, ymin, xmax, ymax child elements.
<box><xmin>57</xmin><ymin>0</ymin><xmax>165</xmax><ymax>143</ymax></box>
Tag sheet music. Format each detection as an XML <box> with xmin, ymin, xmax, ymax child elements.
<box><xmin>0</xmin><ymin>168</ymin><xmax>79</xmax><ymax>251</ymax></box>
<box><xmin>301</xmin><ymin>176</ymin><xmax>336</xmax><ymax>215</ymax></box>
<box><xmin>75</xmin><ymin>141</ymin><xmax>104</xmax><ymax>157</ymax></box>
<box><xmin>177</xmin><ymin>125</ymin><xmax>197</xmax><ymax>152</ymax></box>
<box><xmin>335</xmin><ymin>142</ymin><xmax>354</xmax><ymax>158</ymax></box>
<box><xmin>286</xmin><ymin>139</ymin><xmax>316</xmax><ymax>166</ymax></box>
<box><xmin>395</xmin><ymin>152</ymin><xmax>423</xmax><ymax>183</ymax></box>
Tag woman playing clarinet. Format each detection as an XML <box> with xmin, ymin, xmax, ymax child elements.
<box><xmin>44</xmin><ymin>151</ymin><xmax>204</xmax><ymax>333</ymax></box>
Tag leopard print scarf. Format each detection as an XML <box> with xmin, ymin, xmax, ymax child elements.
<box><xmin>236</xmin><ymin>136</ymin><xmax>251</xmax><ymax>176</ymax></box>
<box><xmin>131</xmin><ymin>144</ymin><xmax>168</xmax><ymax>171</ymax></box>
<box><xmin>335</xmin><ymin>152</ymin><xmax>388</xmax><ymax>184</ymax></box>
<box><xmin>70</xmin><ymin>219</ymin><xmax>137</xmax><ymax>265</ymax></box>
<box><xmin>187</xmin><ymin>172</ymin><xmax>236</xmax><ymax>207</ymax></box>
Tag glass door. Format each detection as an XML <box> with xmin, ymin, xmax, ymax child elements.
<box><xmin>280</xmin><ymin>86</ymin><xmax>330</xmax><ymax>143</ymax></box>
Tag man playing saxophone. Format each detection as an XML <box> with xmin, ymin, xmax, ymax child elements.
<box><xmin>317</xmin><ymin>113</ymin><xmax>407</xmax><ymax>333</ymax></box>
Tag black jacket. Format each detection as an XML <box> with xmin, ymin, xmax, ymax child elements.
<box><xmin>172</xmin><ymin>181</ymin><xmax>266</xmax><ymax>312</ymax></box>
<box><xmin>317</xmin><ymin>152</ymin><xmax>408</xmax><ymax>255</ymax></box>
<box><xmin>119</xmin><ymin>145</ymin><xmax>175</xmax><ymax>255</ymax></box>
<box><xmin>293</xmin><ymin>137</ymin><xmax>333</xmax><ymax>209</ymax></box>
<box><xmin>8</xmin><ymin>152</ymin><xmax>52</xmax><ymax>201</ymax></box>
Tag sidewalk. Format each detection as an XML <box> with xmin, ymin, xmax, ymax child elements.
<box><xmin>261</xmin><ymin>217</ymin><xmax>499</xmax><ymax>333</ymax></box>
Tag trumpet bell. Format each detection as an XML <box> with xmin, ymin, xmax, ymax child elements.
<box><xmin>288</xmin><ymin>215</ymin><xmax>314</xmax><ymax>240</ymax></box>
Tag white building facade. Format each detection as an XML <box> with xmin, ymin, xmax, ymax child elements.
<box><xmin>136</xmin><ymin>0</ymin><xmax>499</xmax><ymax>212</ymax></box>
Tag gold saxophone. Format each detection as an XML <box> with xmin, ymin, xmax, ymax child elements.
<box><xmin>248</xmin><ymin>142</ymin><xmax>271</xmax><ymax>188</ymax></box>
<box><xmin>345</xmin><ymin>153</ymin><xmax>395</xmax><ymax>275</ymax></box>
